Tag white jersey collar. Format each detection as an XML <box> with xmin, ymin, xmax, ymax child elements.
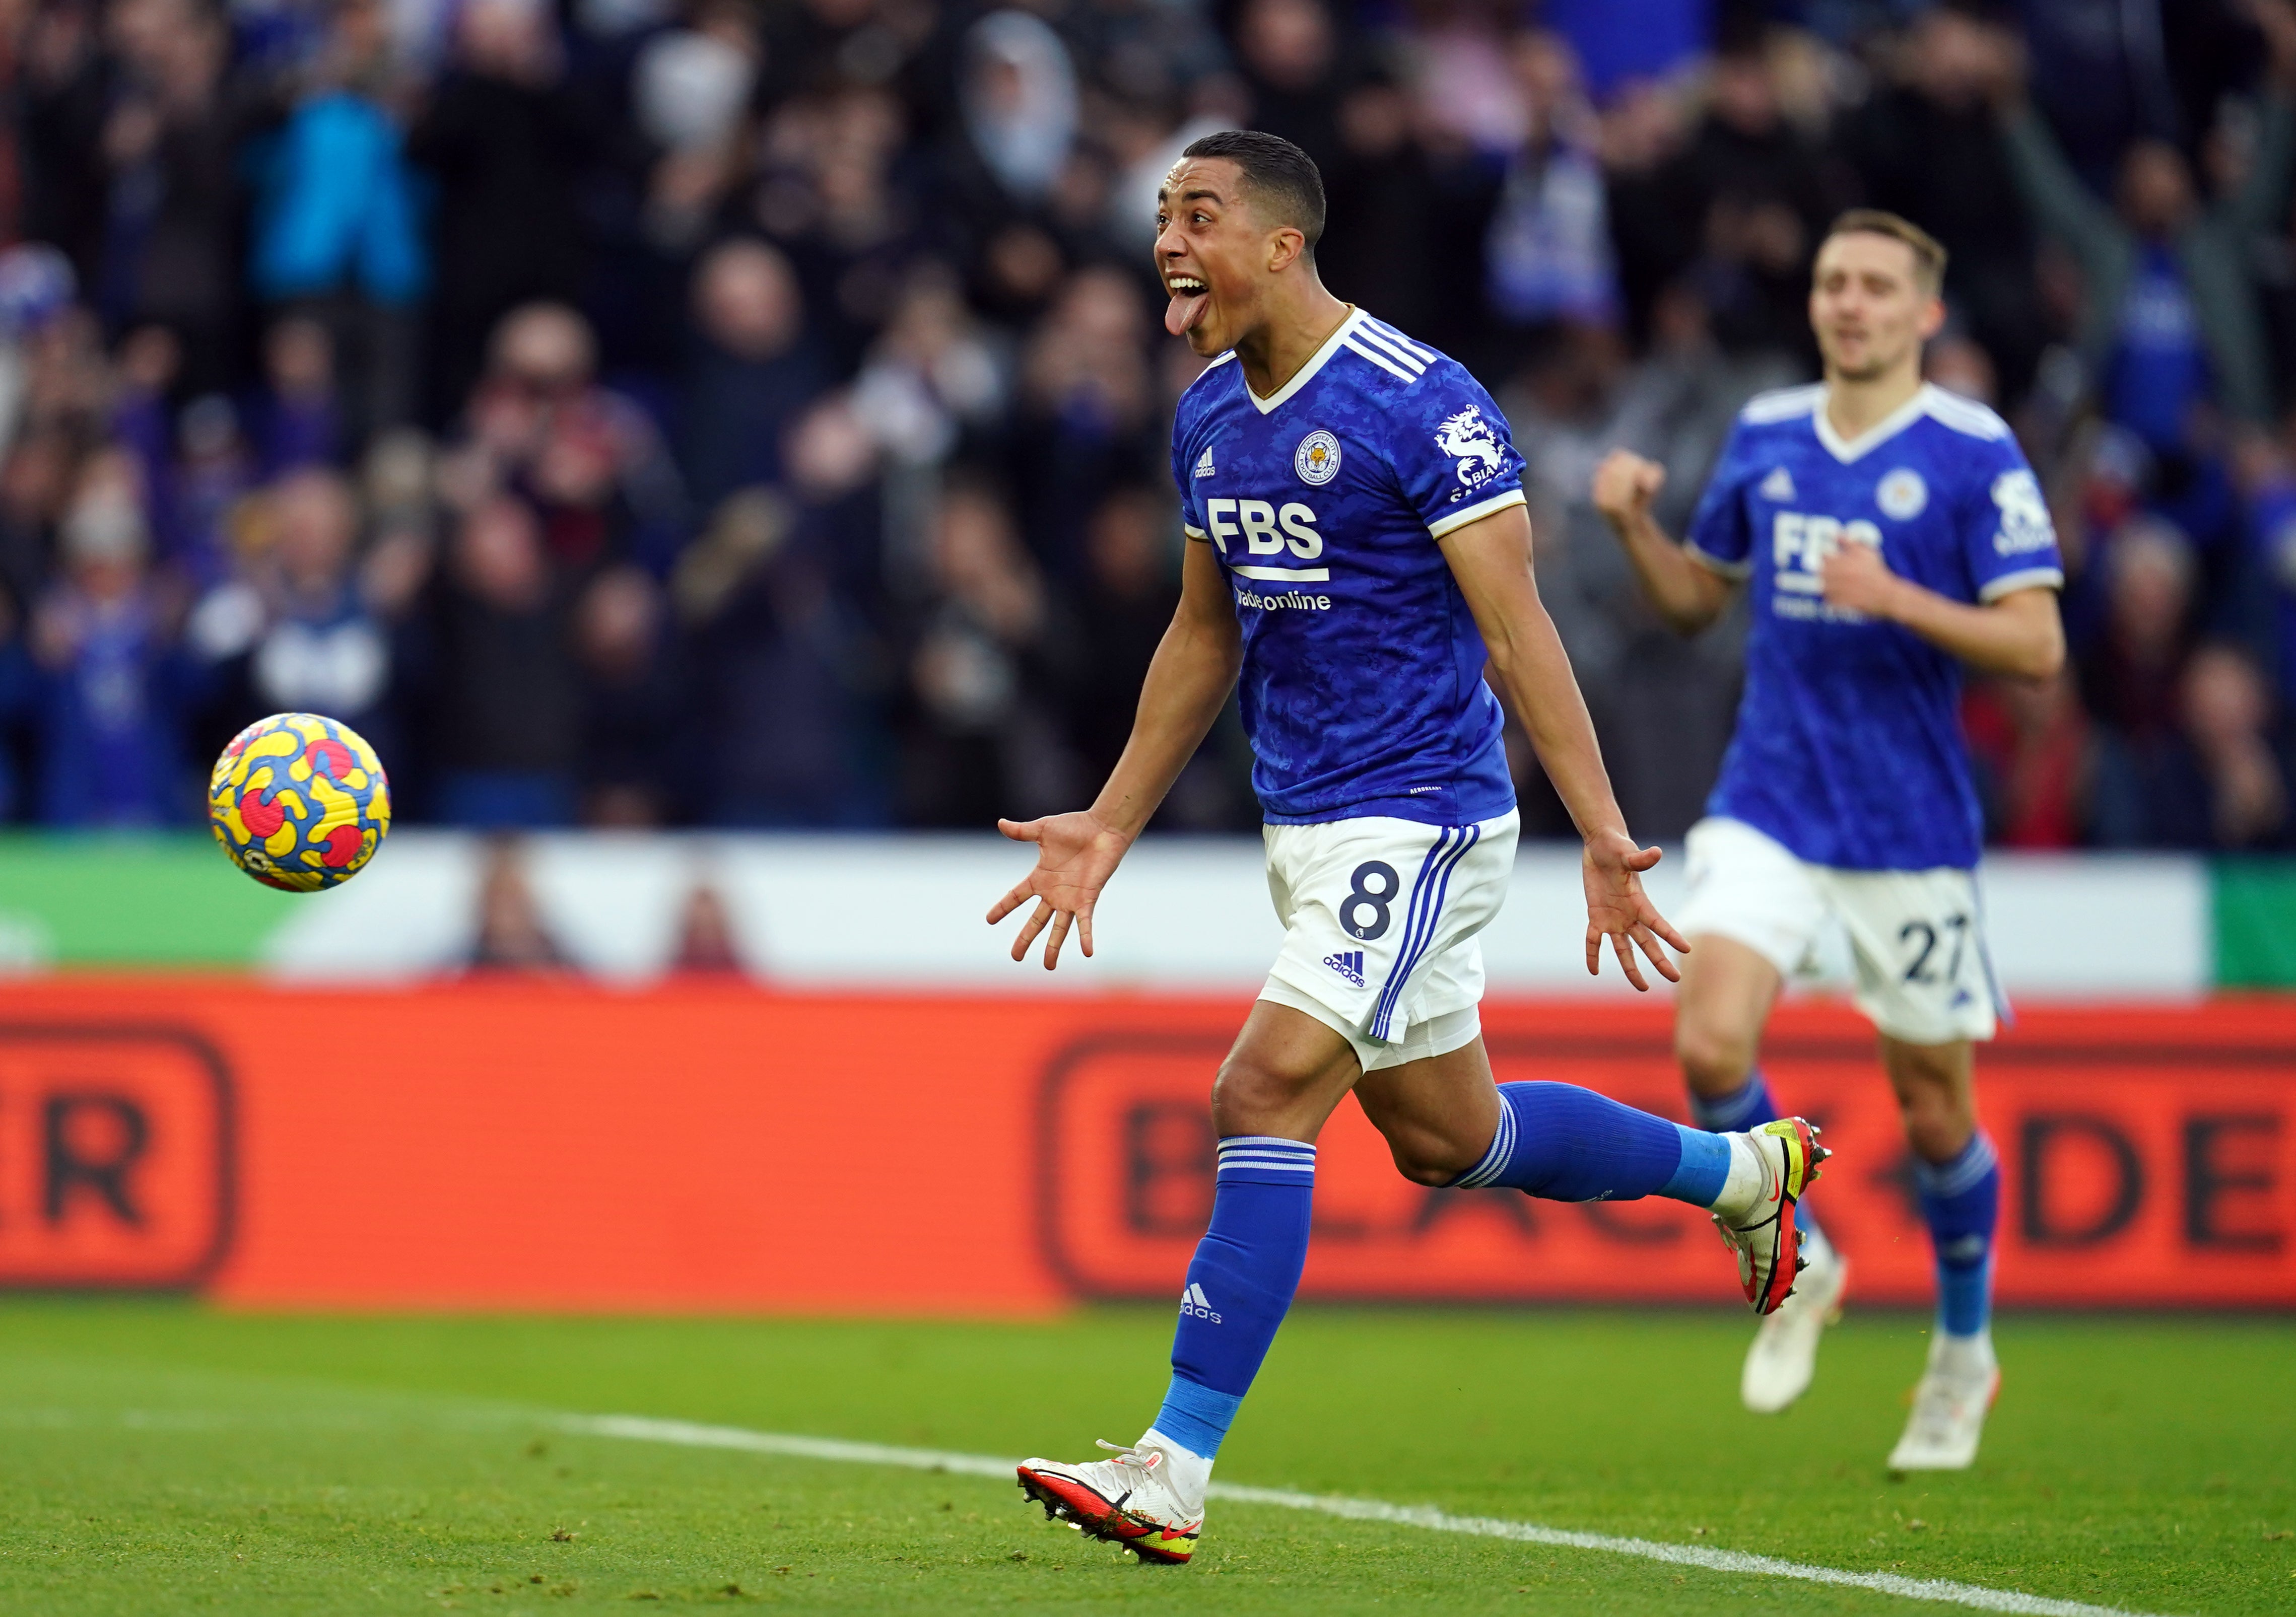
<box><xmin>1810</xmin><ymin>381</ymin><xmax>1938</xmax><ymax>464</ymax></box>
<box><xmin>1243</xmin><ymin>306</ymin><xmax>1364</xmax><ymax>415</ymax></box>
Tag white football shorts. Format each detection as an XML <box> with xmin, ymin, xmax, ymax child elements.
<box><xmin>1257</xmin><ymin>809</ymin><xmax>1520</xmax><ymax>1072</ymax></box>
<box><xmin>1672</xmin><ymin>815</ymin><xmax>2003</xmax><ymax>1045</ymax></box>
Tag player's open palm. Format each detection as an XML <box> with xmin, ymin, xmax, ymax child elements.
<box><xmin>1582</xmin><ymin>830</ymin><xmax>1689</xmax><ymax>991</ymax></box>
<box><xmin>988</xmin><ymin>811</ymin><xmax>1131</xmax><ymax>970</ymax></box>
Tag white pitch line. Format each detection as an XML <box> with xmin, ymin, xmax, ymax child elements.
<box><xmin>559</xmin><ymin>1414</ymin><xmax>2167</xmax><ymax>1617</ymax></box>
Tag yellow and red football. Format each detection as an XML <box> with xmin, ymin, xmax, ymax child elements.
<box><xmin>208</xmin><ymin>713</ymin><xmax>391</xmax><ymax>892</ymax></box>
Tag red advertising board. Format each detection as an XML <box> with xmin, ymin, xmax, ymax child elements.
<box><xmin>0</xmin><ymin>978</ymin><xmax>2286</xmax><ymax>1311</ymax></box>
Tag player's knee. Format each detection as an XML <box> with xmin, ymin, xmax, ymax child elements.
<box><xmin>1674</xmin><ymin>1019</ymin><xmax>1757</xmax><ymax>1096</ymax></box>
<box><xmin>1210</xmin><ymin>1050</ymin><xmax>1314</xmax><ymax>1137</ymax></box>
<box><xmin>1386</xmin><ymin>1131</ymin><xmax>1473</xmax><ymax>1187</ymax></box>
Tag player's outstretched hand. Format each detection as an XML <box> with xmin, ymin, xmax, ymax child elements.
<box><xmin>1590</xmin><ymin>449</ymin><xmax>1665</xmax><ymax>530</ymax></box>
<box><xmin>987</xmin><ymin>811</ymin><xmax>1132</xmax><ymax>970</ymax></box>
<box><xmin>1581</xmin><ymin>830</ymin><xmax>1690</xmax><ymax>991</ymax></box>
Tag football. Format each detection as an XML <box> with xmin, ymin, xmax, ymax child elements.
<box><xmin>208</xmin><ymin>713</ymin><xmax>391</xmax><ymax>891</ymax></box>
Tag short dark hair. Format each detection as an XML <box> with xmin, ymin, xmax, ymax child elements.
<box><xmin>1822</xmin><ymin>208</ymin><xmax>1948</xmax><ymax>295</ymax></box>
<box><xmin>1179</xmin><ymin>128</ymin><xmax>1326</xmax><ymax>249</ymax></box>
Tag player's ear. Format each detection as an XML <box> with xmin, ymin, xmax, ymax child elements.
<box><xmin>1917</xmin><ymin>293</ymin><xmax>1947</xmax><ymax>341</ymax></box>
<box><xmin>1266</xmin><ymin>226</ymin><xmax>1306</xmax><ymax>274</ymax></box>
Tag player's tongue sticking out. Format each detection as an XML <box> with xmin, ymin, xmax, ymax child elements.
<box><xmin>1165</xmin><ymin>285</ymin><xmax>1210</xmax><ymax>337</ymax></box>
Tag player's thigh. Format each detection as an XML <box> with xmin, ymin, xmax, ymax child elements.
<box><xmin>1355</xmin><ymin>1012</ymin><xmax>1499</xmax><ymax>1185</ymax></box>
<box><xmin>1877</xmin><ymin>1032</ymin><xmax>1979</xmax><ymax>1159</ymax></box>
<box><xmin>1674</xmin><ymin>935</ymin><xmax>1784</xmax><ymax>1090</ymax></box>
<box><xmin>1212</xmin><ymin>998</ymin><xmax>1365</xmax><ymax>1143</ymax></box>
<box><xmin>1669</xmin><ymin>818</ymin><xmax>1817</xmax><ymax>1089</ymax></box>
<box><xmin>1825</xmin><ymin>864</ymin><xmax>2000</xmax><ymax>1047</ymax></box>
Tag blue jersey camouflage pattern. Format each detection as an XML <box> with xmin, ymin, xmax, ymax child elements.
<box><xmin>1687</xmin><ymin>383</ymin><xmax>2066</xmax><ymax>871</ymax></box>
<box><xmin>1171</xmin><ymin>308</ymin><xmax>1525</xmax><ymax>825</ymax></box>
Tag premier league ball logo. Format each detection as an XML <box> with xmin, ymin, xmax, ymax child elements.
<box><xmin>208</xmin><ymin>713</ymin><xmax>391</xmax><ymax>892</ymax></box>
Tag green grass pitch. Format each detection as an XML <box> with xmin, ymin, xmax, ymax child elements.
<box><xmin>0</xmin><ymin>1302</ymin><xmax>2289</xmax><ymax>1614</ymax></box>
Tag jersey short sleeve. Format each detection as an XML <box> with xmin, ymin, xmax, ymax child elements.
<box><xmin>1171</xmin><ymin>400</ymin><xmax>1208</xmax><ymax>541</ymax></box>
<box><xmin>1383</xmin><ymin>364</ymin><xmax>1529</xmax><ymax>540</ymax></box>
<box><xmin>1960</xmin><ymin>438</ymin><xmax>2065</xmax><ymax>601</ymax></box>
<box><xmin>1684</xmin><ymin>424</ymin><xmax>1759</xmax><ymax>577</ymax></box>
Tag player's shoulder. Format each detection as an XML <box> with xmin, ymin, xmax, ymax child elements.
<box><xmin>1327</xmin><ymin>313</ymin><xmax>1506</xmax><ymax>450</ymax></box>
<box><xmin>1735</xmin><ymin>382</ymin><xmax>1826</xmax><ymax>429</ymax></box>
<box><xmin>1902</xmin><ymin>386</ymin><xmax>2031</xmax><ymax>502</ymax></box>
<box><xmin>1911</xmin><ymin>384</ymin><xmax>2015</xmax><ymax>445</ymax></box>
<box><xmin>1174</xmin><ymin>350</ymin><xmax>1241</xmax><ymax>426</ymax></box>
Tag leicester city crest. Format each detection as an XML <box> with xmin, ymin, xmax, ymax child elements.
<box><xmin>1294</xmin><ymin>430</ymin><xmax>1341</xmax><ymax>485</ymax></box>
<box><xmin>1877</xmin><ymin>467</ymin><xmax>1928</xmax><ymax>520</ymax></box>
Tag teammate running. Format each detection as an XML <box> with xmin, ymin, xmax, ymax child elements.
<box><xmin>1592</xmin><ymin>209</ymin><xmax>2065</xmax><ymax>1468</ymax></box>
<box><xmin>987</xmin><ymin>129</ymin><xmax>1829</xmax><ymax>1565</ymax></box>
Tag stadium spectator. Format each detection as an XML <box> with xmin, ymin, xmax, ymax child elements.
<box><xmin>1839</xmin><ymin>9</ymin><xmax>2046</xmax><ymax>399</ymax></box>
<box><xmin>245</xmin><ymin>0</ymin><xmax>428</xmax><ymax>446</ymax></box>
<box><xmin>895</xmin><ymin>478</ymin><xmax>1074</xmax><ymax>827</ymax></box>
<box><xmin>677</xmin><ymin>238</ymin><xmax>829</xmax><ymax>514</ymax></box>
<box><xmin>1483</xmin><ymin>31</ymin><xmax>1618</xmax><ymax>342</ymax></box>
<box><xmin>422</xmin><ymin>494</ymin><xmax>583</xmax><ymax>826</ymax></box>
<box><xmin>95</xmin><ymin>0</ymin><xmax>246</xmax><ymax>396</ymax></box>
<box><xmin>674</xmin><ymin>488</ymin><xmax>886</xmax><ymax>827</ymax></box>
<box><xmin>1963</xmin><ymin>667</ymin><xmax>2097</xmax><ymax>849</ymax></box>
<box><xmin>405</xmin><ymin>0</ymin><xmax>594</xmax><ymax>425</ymax></box>
<box><xmin>29</xmin><ymin>461</ymin><xmax>195</xmax><ymax>824</ymax></box>
<box><xmin>189</xmin><ymin>466</ymin><xmax>393</xmax><ymax>763</ymax></box>
<box><xmin>2082</xmin><ymin>516</ymin><xmax>2199</xmax><ymax>746</ymax></box>
<box><xmin>464</xmin><ymin>835</ymin><xmax>571</xmax><ymax>970</ymax></box>
<box><xmin>1231</xmin><ymin>0</ymin><xmax>1348</xmax><ymax>178</ymax></box>
<box><xmin>2095</xmin><ymin>642</ymin><xmax>2292</xmax><ymax>849</ymax></box>
<box><xmin>572</xmin><ymin>563</ymin><xmax>676</xmax><ymax>825</ymax></box>
<box><xmin>667</xmin><ymin>879</ymin><xmax>744</xmax><ymax>974</ymax></box>
<box><xmin>1671</xmin><ymin>32</ymin><xmax>1848</xmax><ymax>363</ymax></box>
<box><xmin>1998</xmin><ymin>4</ymin><xmax>2296</xmax><ymax>440</ymax></box>
<box><xmin>451</xmin><ymin>303</ymin><xmax>685</xmax><ymax>572</ymax></box>
<box><xmin>1008</xmin><ymin>265</ymin><xmax>1160</xmax><ymax>576</ymax></box>
<box><xmin>247</xmin><ymin>315</ymin><xmax>343</xmax><ymax>476</ymax></box>
<box><xmin>1064</xmin><ymin>482</ymin><xmax>1178</xmax><ymax>787</ymax></box>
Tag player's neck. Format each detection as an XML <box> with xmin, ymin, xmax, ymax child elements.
<box><xmin>1234</xmin><ymin>279</ymin><xmax>1352</xmax><ymax>401</ymax></box>
<box><xmin>1821</xmin><ymin>362</ymin><xmax>1925</xmax><ymax>443</ymax></box>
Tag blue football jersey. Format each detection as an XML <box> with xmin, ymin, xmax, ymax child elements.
<box><xmin>1171</xmin><ymin>309</ymin><xmax>1525</xmax><ymax>825</ymax></box>
<box><xmin>1686</xmin><ymin>383</ymin><xmax>2065</xmax><ymax>871</ymax></box>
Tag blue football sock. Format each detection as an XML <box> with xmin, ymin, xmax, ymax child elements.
<box><xmin>1449</xmin><ymin>1081</ymin><xmax>1730</xmax><ymax>1207</ymax></box>
<box><xmin>1916</xmin><ymin>1131</ymin><xmax>1999</xmax><ymax>1338</ymax></box>
<box><xmin>1685</xmin><ymin>1067</ymin><xmax>1828</xmax><ymax>1242</ymax></box>
<box><xmin>1154</xmin><ymin>1135</ymin><xmax>1315</xmax><ymax>1459</ymax></box>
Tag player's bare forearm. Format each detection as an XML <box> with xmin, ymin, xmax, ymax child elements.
<box><xmin>1611</xmin><ymin>507</ymin><xmax>1735</xmax><ymax>635</ymax></box>
<box><xmin>1089</xmin><ymin>541</ymin><xmax>1244</xmax><ymax>838</ymax></box>
<box><xmin>1591</xmin><ymin>449</ymin><xmax>1735</xmax><ymax>635</ymax></box>
<box><xmin>986</xmin><ymin>542</ymin><xmax>1238</xmax><ymax>971</ymax></box>
<box><xmin>1440</xmin><ymin>507</ymin><xmax>1624</xmax><ymax>837</ymax></box>
<box><xmin>1439</xmin><ymin>507</ymin><xmax>1687</xmax><ymax>988</ymax></box>
<box><xmin>1821</xmin><ymin>547</ymin><xmax>2063</xmax><ymax>679</ymax></box>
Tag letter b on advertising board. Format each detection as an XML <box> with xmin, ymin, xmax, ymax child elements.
<box><xmin>0</xmin><ymin>1027</ymin><xmax>234</xmax><ymax>1289</ymax></box>
<box><xmin>1034</xmin><ymin>1014</ymin><xmax>2296</xmax><ymax>1307</ymax></box>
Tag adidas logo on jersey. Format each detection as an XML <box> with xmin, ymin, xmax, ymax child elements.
<box><xmin>1323</xmin><ymin>949</ymin><xmax>1366</xmax><ymax>988</ymax></box>
<box><xmin>1760</xmin><ymin>466</ymin><xmax>1796</xmax><ymax>501</ymax></box>
<box><xmin>1179</xmin><ymin>1282</ymin><xmax>1222</xmax><ymax>1323</ymax></box>
<box><xmin>1194</xmin><ymin>445</ymin><xmax>1216</xmax><ymax>479</ymax></box>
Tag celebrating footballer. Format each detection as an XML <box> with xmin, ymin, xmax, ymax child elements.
<box><xmin>988</xmin><ymin>129</ymin><xmax>1835</xmax><ymax>1565</ymax></box>
<box><xmin>1593</xmin><ymin>209</ymin><xmax>2066</xmax><ymax>1469</ymax></box>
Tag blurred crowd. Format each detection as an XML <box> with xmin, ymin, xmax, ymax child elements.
<box><xmin>4</xmin><ymin>0</ymin><xmax>2296</xmax><ymax>852</ymax></box>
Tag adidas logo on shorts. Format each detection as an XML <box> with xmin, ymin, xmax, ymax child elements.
<box><xmin>1323</xmin><ymin>949</ymin><xmax>1366</xmax><ymax>988</ymax></box>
